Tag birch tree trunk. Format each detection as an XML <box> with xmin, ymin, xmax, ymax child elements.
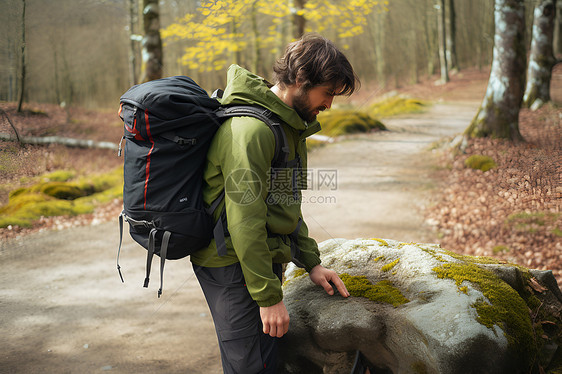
<box><xmin>437</xmin><ymin>0</ymin><xmax>449</xmax><ymax>83</ymax></box>
<box><xmin>446</xmin><ymin>0</ymin><xmax>459</xmax><ymax>71</ymax></box>
<box><xmin>140</xmin><ymin>0</ymin><xmax>162</xmax><ymax>83</ymax></box>
<box><xmin>465</xmin><ymin>0</ymin><xmax>525</xmax><ymax>141</ymax></box>
<box><xmin>523</xmin><ymin>0</ymin><xmax>557</xmax><ymax>110</ymax></box>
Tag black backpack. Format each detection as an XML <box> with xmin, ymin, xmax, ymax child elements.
<box><xmin>116</xmin><ymin>75</ymin><xmax>296</xmax><ymax>297</ymax></box>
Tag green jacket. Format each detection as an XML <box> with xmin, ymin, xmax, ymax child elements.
<box><xmin>190</xmin><ymin>65</ymin><xmax>322</xmax><ymax>307</ymax></box>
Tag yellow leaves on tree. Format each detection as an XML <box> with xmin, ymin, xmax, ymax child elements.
<box><xmin>162</xmin><ymin>0</ymin><xmax>387</xmax><ymax>72</ymax></box>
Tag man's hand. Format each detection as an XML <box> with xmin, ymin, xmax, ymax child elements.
<box><xmin>260</xmin><ymin>301</ymin><xmax>290</xmax><ymax>338</ymax></box>
<box><xmin>309</xmin><ymin>265</ymin><xmax>350</xmax><ymax>297</ymax></box>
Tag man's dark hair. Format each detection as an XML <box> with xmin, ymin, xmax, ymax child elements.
<box><xmin>273</xmin><ymin>33</ymin><xmax>359</xmax><ymax>96</ymax></box>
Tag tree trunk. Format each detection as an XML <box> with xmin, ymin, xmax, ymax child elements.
<box><xmin>8</xmin><ymin>40</ymin><xmax>15</xmax><ymax>102</ymax></box>
<box><xmin>446</xmin><ymin>0</ymin><xmax>459</xmax><ymax>71</ymax></box>
<box><xmin>128</xmin><ymin>0</ymin><xmax>139</xmax><ymax>86</ymax></box>
<box><xmin>293</xmin><ymin>0</ymin><xmax>306</xmax><ymax>39</ymax></box>
<box><xmin>523</xmin><ymin>0</ymin><xmax>557</xmax><ymax>109</ymax></box>
<box><xmin>368</xmin><ymin>10</ymin><xmax>387</xmax><ymax>87</ymax></box>
<box><xmin>465</xmin><ymin>0</ymin><xmax>525</xmax><ymax>141</ymax></box>
<box><xmin>53</xmin><ymin>46</ymin><xmax>61</xmax><ymax>104</ymax></box>
<box><xmin>424</xmin><ymin>0</ymin><xmax>437</xmax><ymax>76</ymax></box>
<box><xmin>554</xmin><ymin>0</ymin><xmax>562</xmax><ymax>56</ymax></box>
<box><xmin>16</xmin><ymin>0</ymin><xmax>26</xmax><ymax>113</ymax></box>
<box><xmin>231</xmin><ymin>18</ymin><xmax>242</xmax><ymax>66</ymax></box>
<box><xmin>410</xmin><ymin>28</ymin><xmax>419</xmax><ymax>84</ymax></box>
<box><xmin>437</xmin><ymin>0</ymin><xmax>449</xmax><ymax>83</ymax></box>
<box><xmin>251</xmin><ymin>1</ymin><xmax>262</xmax><ymax>76</ymax></box>
<box><xmin>140</xmin><ymin>0</ymin><xmax>162</xmax><ymax>83</ymax></box>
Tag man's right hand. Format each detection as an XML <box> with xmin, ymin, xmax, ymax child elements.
<box><xmin>260</xmin><ymin>301</ymin><xmax>290</xmax><ymax>338</ymax></box>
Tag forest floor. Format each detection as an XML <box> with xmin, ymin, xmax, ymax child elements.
<box><xmin>0</xmin><ymin>66</ymin><xmax>560</xmax><ymax>373</ymax></box>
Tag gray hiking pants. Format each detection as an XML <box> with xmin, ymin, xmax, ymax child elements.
<box><xmin>193</xmin><ymin>262</ymin><xmax>283</xmax><ymax>374</ymax></box>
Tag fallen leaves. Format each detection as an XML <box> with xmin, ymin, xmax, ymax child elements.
<box><xmin>426</xmin><ymin>104</ymin><xmax>561</xmax><ymax>287</ymax></box>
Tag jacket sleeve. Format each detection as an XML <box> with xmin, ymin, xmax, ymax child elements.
<box><xmin>293</xmin><ymin>134</ymin><xmax>321</xmax><ymax>272</ymax></box>
<box><xmin>294</xmin><ymin>216</ymin><xmax>322</xmax><ymax>272</ymax></box>
<box><xmin>219</xmin><ymin>117</ymin><xmax>283</xmax><ymax>307</ymax></box>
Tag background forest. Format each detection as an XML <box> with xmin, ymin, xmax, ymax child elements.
<box><xmin>1</xmin><ymin>0</ymin><xmax>547</xmax><ymax>109</ymax></box>
<box><xmin>0</xmin><ymin>0</ymin><xmax>560</xmax><ymax>282</ymax></box>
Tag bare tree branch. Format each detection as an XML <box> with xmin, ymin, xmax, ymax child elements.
<box><xmin>0</xmin><ymin>108</ymin><xmax>22</xmax><ymax>144</ymax></box>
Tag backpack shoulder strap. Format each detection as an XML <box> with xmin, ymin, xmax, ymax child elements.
<box><xmin>216</xmin><ymin>105</ymin><xmax>290</xmax><ymax>167</ymax></box>
<box><xmin>212</xmin><ymin>105</ymin><xmax>295</xmax><ymax>257</ymax></box>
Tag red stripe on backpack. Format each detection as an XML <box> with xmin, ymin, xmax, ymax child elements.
<box><xmin>143</xmin><ymin>109</ymin><xmax>154</xmax><ymax>210</ymax></box>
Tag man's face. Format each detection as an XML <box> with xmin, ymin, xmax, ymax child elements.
<box><xmin>292</xmin><ymin>84</ymin><xmax>337</xmax><ymax>123</ymax></box>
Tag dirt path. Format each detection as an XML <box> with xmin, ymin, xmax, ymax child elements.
<box><xmin>303</xmin><ymin>101</ymin><xmax>479</xmax><ymax>243</ymax></box>
<box><xmin>0</xmin><ymin>101</ymin><xmax>480</xmax><ymax>374</ymax></box>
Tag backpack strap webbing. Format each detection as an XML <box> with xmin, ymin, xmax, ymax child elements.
<box><xmin>211</xmin><ymin>105</ymin><xmax>293</xmax><ymax>258</ymax></box>
<box><xmin>289</xmin><ymin>217</ymin><xmax>306</xmax><ymax>268</ymax></box>
<box><xmin>216</xmin><ymin>105</ymin><xmax>291</xmax><ymax>167</ymax></box>
<box><xmin>117</xmin><ymin>212</ymin><xmax>125</xmax><ymax>282</ymax></box>
<box><xmin>117</xmin><ymin>211</ymin><xmax>171</xmax><ymax>298</ymax></box>
<box><xmin>145</xmin><ymin>229</ymin><xmax>171</xmax><ymax>298</ymax></box>
<box><xmin>117</xmin><ymin>211</ymin><xmax>157</xmax><ymax>283</ymax></box>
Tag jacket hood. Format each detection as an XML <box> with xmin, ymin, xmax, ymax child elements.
<box><xmin>219</xmin><ymin>64</ymin><xmax>320</xmax><ymax>134</ymax></box>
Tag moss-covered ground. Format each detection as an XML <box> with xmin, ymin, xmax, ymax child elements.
<box><xmin>315</xmin><ymin>96</ymin><xmax>428</xmax><ymax>139</ymax></box>
<box><xmin>0</xmin><ymin>168</ymin><xmax>123</xmax><ymax>228</ymax></box>
<box><xmin>368</xmin><ymin>96</ymin><xmax>429</xmax><ymax>118</ymax></box>
<box><xmin>317</xmin><ymin>110</ymin><xmax>386</xmax><ymax>137</ymax></box>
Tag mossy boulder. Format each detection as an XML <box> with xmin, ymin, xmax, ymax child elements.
<box><xmin>0</xmin><ymin>168</ymin><xmax>123</xmax><ymax>228</ymax></box>
<box><xmin>317</xmin><ymin>110</ymin><xmax>386</xmax><ymax>137</ymax></box>
<box><xmin>368</xmin><ymin>96</ymin><xmax>428</xmax><ymax>118</ymax></box>
<box><xmin>464</xmin><ymin>154</ymin><xmax>497</xmax><ymax>172</ymax></box>
<box><xmin>40</xmin><ymin>170</ymin><xmax>75</xmax><ymax>182</ymax></box>
<box><xmin>280</xmin><ymin>238</ymin><xmax>562</xmax><ymax>374</ymax></box>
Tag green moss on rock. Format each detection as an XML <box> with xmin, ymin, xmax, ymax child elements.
<box><xmin>317</xmin><ymin>110</ymin><xmax>386</xmax><ymax>137</ymax></box>
<box><xmin>371</xmin><ymin>238</ymin><xmax>389</xmax><ymax>246</ymax></box>
<box><xmin>436</xmin><ymin>247</ymin><xmax>508</xmax><ymax>266</ymax></box>
<box><xmin>0</xmin><ymin>168</ymin><xmax>123</xmax><ymax>228</ymax></box>
<box><xmin>432</xmin><ymin>261</ymin><xmax>535</xmax><ymax>358</ymax></box>
<box><xmin>41</xmin><ymin>170</ymin><xmax>75</xmax><ymax>182</ymax></box>
<box><xmin>368</xmin><ymin>96</ymin><xmax>429</xmax><ymax>118</ymax></box>
<box><xmin>381</xmin><ymin>259</ymin><xmax>400</xmax><ymax>272</ymax></box>
<box><xmin>339</xmin><ymin>273</ymin><xmax>409</xmax><ymax>307</ymax></box>
<box><xmin>464</xmin><ymin>155</ymin><xmax>497</xmax><ymax>172</ymax></box>
<box><xmin>37</xmin><ymin>182</ymin><xmax>88</xmax><ymax>200</ymax></box>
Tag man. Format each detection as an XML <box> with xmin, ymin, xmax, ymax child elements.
<box><xmin>190</xmin><ymin>33</ymin><xmax>359</xmax><ymax>373</ymax></box>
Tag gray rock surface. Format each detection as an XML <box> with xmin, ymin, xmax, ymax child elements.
<box><xmin>279</xmin><ymin>238</ymin><xmax>562</xmax><ymax>374</ymax></box>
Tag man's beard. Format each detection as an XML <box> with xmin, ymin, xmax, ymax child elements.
<box><xmin>292</xmin><ymin>88</ymin><xmax>325</xmax><ymax>123</ymax></box>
